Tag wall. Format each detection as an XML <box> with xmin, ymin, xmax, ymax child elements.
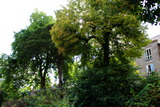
<box><xmin>136</xmin><ymin>37</ymin><xmax>160</xmax><ymax>75</ymax></box>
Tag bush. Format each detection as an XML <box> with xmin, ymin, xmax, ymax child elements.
<box><xmin>24</xmin><ymin>88</ymin><xmax>74</xmax><ymax>107</ymax></box>
<box><xmin>127</xmin><ymin>72</ymin><xmax>160</xmax><ymax>107</ymax></box>
<box><xmin>0</xmin><ymin>89</ymin><xmax>6</xmax><ymax>106</ymax></box>
<box><xmin>70</xmin><ymin>63</ymin><xmax>139</xmax><ymax>107</ymax></box>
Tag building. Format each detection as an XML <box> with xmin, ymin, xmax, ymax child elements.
<box><xmin>135</xmin><ymin>35</ymin><xmax>160</xmax><ymax>75</ymax></box>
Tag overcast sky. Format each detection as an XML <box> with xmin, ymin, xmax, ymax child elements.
<box><xmin>0</xmin><ymin>0</ymin><xmax>160</xmax><ymax>55</ymax></box>
<box><xmin>0</xmin><ymin>0</ymin><xmax>68</xmax><ymax>55</ymax></box>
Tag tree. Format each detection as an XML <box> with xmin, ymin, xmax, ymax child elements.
<box><xmin>29</xmin><ymin>9</ymin><xmax>54</xmax><ymax>30</ymax></box>
<box><xmin>50</xmin><ymin>0</ymin><xmax>151</xmax><ymax>106</ymax></box>
<box><xmin>12</xmin><ymin>10</ymin><xmax>72</xmax><ymax>89</ymax></box>
<box><xmin>12</xmin><ymin>10</ymin><xmax>57</xmax><ymax>89</ymax></box>
<box><xmin>50</xmin><ymin>0</ymin><xmax>150</xmax><ymax>67</ymax></box>
<box><xmin>0</xmin><ymin>54</ymin><xmax>23</xmax><ymax>90</ymax></box>
<box><xmin>0</xmin><ymin>54</ymin><xmax>28</xmax><ymax>100</ymax></box>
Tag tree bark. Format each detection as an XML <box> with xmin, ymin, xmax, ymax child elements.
<box><xmin>57</xmin><ymin>52</ymin><xmax>64</xmax><ymax>88</ymax></box>
<box><xmin>39</xmin><ymin>68</ymin><xmax>44</xmax><ymax>89</ymax></box>
<box><xmin>41</xmin><ymin>75</ymin><xmax>46</xmax><ymax>89</ymax></box>
<box><xmin>102</xmin><ymin>32</ymin><xmax>110</xmax><ymax>66</ymax></box>
<box><xmin>39</xmin><ymin>63</ymin><xmax>46</xmax><ymax>89</ymax></box>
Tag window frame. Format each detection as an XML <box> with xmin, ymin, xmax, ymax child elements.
<box><xmin>146</xmin><ymin>64</ymin><xmax>154</xmax><ymax>75</ymax></box>
<box><xmin>145</xmin><ymin>48</ymin><xmax>152</xmax><ymax>60</ymax></box>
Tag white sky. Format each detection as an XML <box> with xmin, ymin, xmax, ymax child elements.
<box><xmin>0</xmin><ymin>0</ymin><xmax>68</xmax><ymax>55</ymax></box>
<box><xmin>146</xmin><ymin>24</ymin><xmax>160</xmax><ymax>38</ymax></box>
<box><xmin>0</xmin><ymin>0</ymin><xmax>160</xmax><ymax>55</ymax></box>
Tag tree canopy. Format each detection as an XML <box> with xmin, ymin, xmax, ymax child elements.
<box><xmin>50</xmin><ymin>0</ymin><xmax>150</xmax><ymax>67</ymax></box>
<box><xmin>11</xmin><ymin>10</ymin><xmax>58</xmax><ymax>89</ymax></box>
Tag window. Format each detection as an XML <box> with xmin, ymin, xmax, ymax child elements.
<box><xmin>145</xmin><ymin>49</ymin><xmax>152</xmax><ymax>60</ymax></box>
<box><xmin>146</xmin><ymin>64</ymin><xmax>154</xmax><ymax>75</ymax></box>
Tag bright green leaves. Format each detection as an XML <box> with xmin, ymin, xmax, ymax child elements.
<box><xmin>51</xmin><ymin>0</ymin><xmax>150</xmax><ymax>66</ymax></box>
<box><xmin>29</xmin><ymin>9</ymin><xmax>54</xmax><ymax>31</ymax></box>
<box><xmin>109</xmin><ymin>14</ymin><xmax>150</xmax><ymax>59</ymax></box>
<box><xmin>51</xmin><ymin>21</ymin><xmax>80</xmax><ymax>55</ymax></box>
<box><xmin>50</xmin><ymin>6</ymin><xmax>85</xmax><ymax>55</ymax></box>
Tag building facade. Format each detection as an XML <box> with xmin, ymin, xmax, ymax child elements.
<box><xmin>135</xmin><ymin>35</ymin><xmax>160</xmax><ymax>75</ymax></box>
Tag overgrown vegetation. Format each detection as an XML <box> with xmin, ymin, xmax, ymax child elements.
<box><xmin>0</xmin><ymin>0</ymin><xmax>160</xmax><ymax>106</ymax></box>
<box><xmin>69</xmin><ymin>64</ymin><xmax>139</xmax><ymax>107</ymax></box>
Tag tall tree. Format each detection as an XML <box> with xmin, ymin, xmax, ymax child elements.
<box><xmin>50</xmin><ymin>0</ymin><xmax>150</xmax><ymax>67</ymax></box>
<box><xmin>12</xmin><ymin>10</ymin><xmax>57</xmax><ymax>89</ymax></box>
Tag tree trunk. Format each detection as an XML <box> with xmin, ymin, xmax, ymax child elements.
<box><xmin>57</xmin><ymin>52</ymin><xmax>64</xmax><ymax>88</ymax></box>
<box><xmin>41</xmin><ymin>52</ymin><xmax>49</xmax><ymax>89</ymax></box>
<box><xmin>102</xmin><ymin>32</ymin><xmax>110</xmax><ymax>66</ymax></box>
<box><xmin>39</xmin><ymin>67</ymin><xmax>46</xmax><ymax>89</ymax></box>
<box><xmin>39</xmin><ymin>52</ymin><xmax>50</xmax><ymax>89</ymax></box>
<box><xmin>41</xmin><ymin>75</ymin><xmax>46</xmax><ymax>89</ymax></box>
<box><xmin>39</xmin><ymin>63</ymin><xmax>46</xmax><ymax>89</ymax></box>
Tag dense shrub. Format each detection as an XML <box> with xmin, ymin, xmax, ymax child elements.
<box><xmin>127</xmin><ymin>72</ymin><xmax>160</xmax><ymax>107</ymax></box>
<box><xmin>0</xmin><ymin>89</ymin><xmax>6</xmax><ymax>107</ymax></box>
<box><xmin>24</xmin><ymin>88</ymin><xmax>74</xmax><ymax>107</ymax></box>
<box><xmin>70</xmin><ymin>64</ymin><xmax>140</xmax><ymax>107</ymax></box>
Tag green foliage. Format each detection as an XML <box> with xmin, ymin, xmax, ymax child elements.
<box><xmin>24</xmin><ymin>88</ymin><xmax>74</xmax><ymax>107</ymax></box>
<box><xmin>0</xmin><ymin>55</ymin><xmax>26</xmax><ymax>102</ymax></box>
<box><xmin>50</xmin><ymin>0</ymin><xmax>150</xmax><ymax>67</ymax></box>
<box><xmin>50</xmin><ymin>7</ymin><xmax>85</xmax><ymax>55</ymax></box>
<box><xmin>0</xmin><ymin>54</ymin><xmax>28</xmax><ymax>93</ymax></box>
<box><xmin>0</xmin><ymin>88</ymin><xmax>6</xmax><ymax>107</ymax></box>
<box><xmin>11</xmin><ymin>10</ymin><xmax>57</xmax><ymax>89</ymax></box>
<box><xmin>1</xmin><ymin>0</ymin><xmax>158</xmax><ymax>106</ymax></box>
<box><xmin>11</xmin><ymin>10</ymin><xmax>73</xmax><ymax>88</ymax></box>
<box><xmin>50</xmin><ymin>0</ymin><xmax>152</xmax><ymax>106</ymax></box>
<box><xmin>128</xmin><ymin>72</ymin><xmax>160</xmax><ymax>107</ymax></box>
<box><xmin>29</xmin><ymin>9</ymin><xmax>54</xmax><ymax>31</ymax></box>
<box><xmin>125</xmin><ymin>0</ymin><xmax>160</xmax><ymax>24</ymax></box>
<box><xmin>70</xmin><ymin>63</ymin><xmax>140</xmax><ymax>107</ymax></box>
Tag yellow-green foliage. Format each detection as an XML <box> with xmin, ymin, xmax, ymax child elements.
<box><xmin>50</xmin><ymin>7</ymin><xmax>81</xmax><ymax>55</ymax></box>
<box><xmin>50</xmin><ymin>0</ymin><xmax>150</xmax><ymax>62</ymax></box>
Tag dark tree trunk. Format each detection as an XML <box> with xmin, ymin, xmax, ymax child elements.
<box><xmin>40</xmin><ymin>53</ymin><xmax>49</xmax><ymax>89</ymax></box>
<box><xmin>39</xmin><ymin>61</ymin><xmax>46</xmax><ymax>89</ymax></box>
<box><xmin>102</xmin><ymin>32</ymin><xmax>110</xmax><ymax>66</ymax></box>
<box><xmin>57</xmin><ymin>52</ymin><xmax>64</xmax><ymax>88</ymax></box>
<box><xmin>41</xmin><ymin>75</ymin><xmax>46</xmax><ymax>89</ymax></box>
<box><xmin>39</xmin><ymin>65</ymin><xmax>46</xmax><ymax>89</ymax></box>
